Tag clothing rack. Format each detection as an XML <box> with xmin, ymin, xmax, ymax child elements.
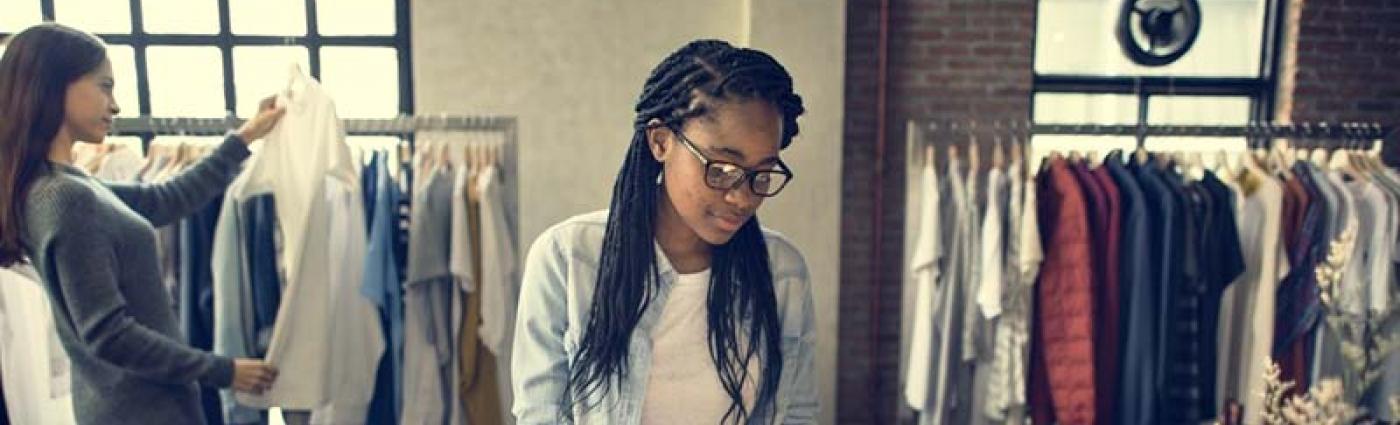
<box><xmin>910</xmin><ymin>120</ymin><xmax>1392</xmax><ymax>150</ymax></box>
<box><xmin>112</xmin><ymin>115</ymin><xmax>516</xmax><ymax>137</ymax></box>
<box><xmin>110</xmin><ymin>114</ymin><xmax>521</xmax><ymax>277</ymax></box>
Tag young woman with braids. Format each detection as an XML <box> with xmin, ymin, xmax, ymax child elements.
<box><xmin>512</xmin><ymin>40</ymin><xmax>818</xmax><ymax>424</ymax></box>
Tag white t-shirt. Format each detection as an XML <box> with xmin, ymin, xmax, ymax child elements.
<box><xmin>640</xmin><ymin>270</ymin><xmax>758</xmax><ymax>425</ymax></box>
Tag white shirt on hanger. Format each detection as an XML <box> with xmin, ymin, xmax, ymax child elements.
<box><xmin>904</xmin><ymin>162</ymin><xmax>942</xmax><ymax>411</ymax></box>
<box><xmin>975</xmin><ymin>168</ymin><xmax>1006</xmax><ymax>319</ymax></box>
<box><xmin>234</xmin><ymin>68</ymin><xmax>379</xmax><ymax>411</ymax></box>
<box><xmin>477</xmin><ymin>164</ymin><xmax>517</xmax><ymax>357</ymax></box>
<box><xmin>1226</xmin><ymin>169</ymin><xmax>1284</xmax><ymax>425</ymax></box>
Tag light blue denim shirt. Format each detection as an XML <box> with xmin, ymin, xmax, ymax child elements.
<box><xmin>512</xmin><ymin>210</ymin><xmax>818</xmax><ymax>424</ymax></box>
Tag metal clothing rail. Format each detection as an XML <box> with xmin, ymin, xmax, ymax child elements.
<box><xmin>111</xmin><ymin>114</ymin><xmax>521</xmax><ymax>277</ymax></box>
<box><xmin>913</xmin><ymin>120</ymin><xmax>1389</xmax><ymax>140</ymax></box>
<box><xmin>112</xmin><ymin>115</ymin><xmax>516</xmax><ymax>137</ymax></box>
<box><xmin>1029</xmin><ymin>122</ymin><xmax>1389</xmax><ymax>139</ymax></box>
<box><xmin>911</xmin><ymin>120</ymin><xmax>1392</xmax><ymax>151</ymax></box>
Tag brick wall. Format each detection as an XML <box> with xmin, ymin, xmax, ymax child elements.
<box><xmin>839</xmin><ymin>1</ymin><xmax>1036</xmax><ymax>423</ymax></box>
<box><xmin>1290</xmin><ymin>0</ymin><xmax>1400</xmax><ymax>163</ymax></box>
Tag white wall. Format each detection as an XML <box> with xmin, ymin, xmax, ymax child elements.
<box><xmin>412</xmin><ymin>1</ymin><xmax>844</xmax><ymax>423</ymax></box>
<box><xmin>745</xmin><ymin>2</ymin><xmax>845</xmax><ymax>423</ymax></box>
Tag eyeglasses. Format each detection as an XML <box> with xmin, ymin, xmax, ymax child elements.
<box><xmin>668</xmin><ymin>125</ymin><xmax>794</xmax><ymax>197</ymax></box>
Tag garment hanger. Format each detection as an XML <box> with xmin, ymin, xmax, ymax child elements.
<box><xmin>1310</xmin><ymin>140</ymin><xmax>1331</xmax><ymax>170</ymax></box>
<box><xmin>1294</xmin><ymin>123</ymin><xmax>1313</xmax><ymax>164</ymax></box>
<box><xmin>1009</xmin><ymin>135</ymin><xmax>1022</xmax><ymax>169</ymax></box>
<box><xmin>1333</xmin><ymin>138</ymin><xmax>1367</xmax><ymax>183</ymax></box>
<box><xmin>471</xmin><ymin>142</ymin><xmax>484</xmax><ymax>173</ymax></box>
<box><xmin>1189</xmin><ymin>150</ymin><xmax>1206</xmax><ymax>181</ymax></box>
<box><xmin>464</xmin><ymin>141</ymin><xmax>476</xmax><ymax>171</ymax></box>
<box><xmin>1354</xmin><ymin>125</ymin><xmax>1379</xmax><ymax>175</ymax></box>
<box><xmin>150</xmin><ymin>135</ymin><xmax>185</xmax><ymax>182</ymax></box>
<box><xmin>417</xmin><ymin>138</ymin><xmax>434</xmax><ymax>173</ymax></box>
<box><xmin>1213</xmin><ymin>149</ymin><xmax>1232</xmax><ymax>176</ymax></box>
<box><xmin>1361</xmin><ymin>129</ymin><xmax>1382</xmax><ymax>173</ymax></box>
<box><xmin>135</xmin><ymin>140</ymin><xmax>163</xmax><ymax>180</ymax></box>
<box><xmin>992</xmin><ymin>134</ymin><xmax>1005</xmax><ymax>171</ymax></box>
<box><xmin>1268</xmin><ymin>128</ymin><xmax>1295</xmax><ymax>179</ymax></box>
<box><xmin>153</xmin><ymin>142</ymin><xmax>186</xmax><ymax>182</ymax></box>
<box><xmin>967</xmin><ymin>132</ymin><xmax>980</xmax><ymax>176</ymax></box>
<box><xmin>1248</xmin><ymin>123</ymin><xmax>1267</xmax><ymax>164</ymax></box>
<box><xmin>1343</xmin><ymin>125</ymin><xmax>1365</xmax><ymax>174</ymax></box>
<box><xmin>947</xmin><ymin>142</ymin><xmax>960</xmax><ymax>166</ymax></box>
<box><xmin>923</xmin><ymin>143</ymin><xmax>935</xmax><ymax>171</ymax></box>
<box><xmin>1359</xmin><ymin>131</ymin><xmax>1383</xmax><ymax>177</ymax></box>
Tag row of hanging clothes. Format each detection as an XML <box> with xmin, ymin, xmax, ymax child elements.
<box><xmin>0</xmin><ymin>70</ymin><xmax>521</xmax><ymax>425</ymax></box>
<box><xmin>901</xmin><ymin>122</ymin><xmax>1399</xmax><ymax>425</ymax></box>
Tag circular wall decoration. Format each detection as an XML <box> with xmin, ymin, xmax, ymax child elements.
<box><xmin>1117</xmin><ymin>0</ymin><xmax>1202</xmax><ymax>66</ymax></box>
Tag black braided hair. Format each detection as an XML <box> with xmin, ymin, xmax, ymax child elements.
<box><xmin>566</xmin><ymin>40</ymin><xmax>804</xmax><ymax>424</ymax></box>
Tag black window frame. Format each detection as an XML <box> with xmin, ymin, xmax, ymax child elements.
<box><xmin>2</xmin><ymin>0</ymin><xmax>415</xmax><ymax>144</ymax></box>
<box><xmin>1030</xmin><ymin>0</ymin><xmax>1287</xmax><ymax>134</ymax></box>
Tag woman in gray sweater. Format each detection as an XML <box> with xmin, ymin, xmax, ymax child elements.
<box><xmin>0</xmin><ymin>23</ymin><xmax>283</xmax><ymax>424</ymax></box>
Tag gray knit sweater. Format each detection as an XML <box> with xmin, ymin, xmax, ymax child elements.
<box><xmin>21</xmin><ymin>135</ymin><xmax>250</xmax><ymax>425</ymax></box>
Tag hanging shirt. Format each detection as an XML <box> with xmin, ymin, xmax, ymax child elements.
<box><xmin>1088</xmin><ymin>162</ymin><xmax>1123</xmax><ymax>424</ymax></box>
<box><xmin>1277</xmin><ymin>165</ymin><xmax>1326</xmax><ymax>393</ymax></box>
<box><xmin>178</xmin><ymin>189</ymin><xmax>225</xmax><ymax>425</ymax></box>
<box><xmin>975</xmin><ymin>168</ymin><xmax>1006</xmax><ymax>321</ymax></box>
<box><xmin>984</xmin><ymin>160</ymin><xmax>1029</xmax><ymax>423</ymax></box>
<box><xmin>1123</xmin><ymin>158</ymin><xmax>1176</xmax><ymax>425</ymax></box>
<box><xmin>1223</xmin><ymin>164</ymin><xmax>1285</xmax><ymax>425</ymax></box>
<box><xmin>212</xmin><ymin>172</ymin><xmax>261</xmax><ymax>425</ymax></box>
<box><xmin>960</xmin><ymin>159</ymin><xmax>985</xmax><ymax>364</ymax></box>
<box><xmin>967</xmin><ymin>165</ymin><xmax>1006</xmax><ymax>425</ymax></box>
<box><xmin>1195</xmin><ymin>172</ymin><xmax>1247</xmax><ymax>420</ymax></box>
<box><xmin>361</xmin><ymin>152</ymin><xmax>406</xmax><ymax>425</ymax></box>
<box><xmin>451</xmin><ymin>164</ymin><xmax>476</xmax><ymax>294</ymax></box>
<box><xmin>905</xmin><ymin>162</ymin><xmax>943</xmax><ymax>411</ymax></box>
<box><xmin>477</xmin><ymin>164</ymin><xmax>518</xmax><ymax>356</ymax></box>
<box><xmin>1105</xmin><ymin>152</ymin><xmax>1153</xmax><ymax>425</ymax></box>
<box><xmin>402</xmin><ymin>166</ymin><xmax>459</xmax><ymax>425</ymax></box>
<box><xmin>1312</xmin><ymin>170</ymin><xmax>1358</xmax><ymax>382</ymax></box>
<box><xmin>0</xmin><ymin>265</ymin><xmax>77</xmax><ymax>425</ymax></box>
<box><xmin>1361</xmin><ymin>168</ymin><xmax>1400</xmax><ymax>422</ymax></box>
<box><xmin>918</xmin><ymin>156</ymin><xmax>967</xmax><ymax>425</ymax></box>
<box><xmin>462</xmin><ymin>172</ymin><xmax>506</xmax><ymax>425</ymax></box>
<box><xmin>1069</xmin><ymin>161</ymin><xmax>1115</xmax><ymax>424</ymax></box>
<box><xmin>305</xmin><ymin>176</ymin><xmax>384</xmax><ymax>425</ymax></box>
<box><xmin>233</xmin><ymin>68</ymin><xmax>381</xmax><ymax>411</ymax></box>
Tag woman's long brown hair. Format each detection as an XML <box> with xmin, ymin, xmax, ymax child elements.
<box><xmin>0</xmin><ymin>23</ymin><xmax>107</xmax><ymax>266</ymax></box>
